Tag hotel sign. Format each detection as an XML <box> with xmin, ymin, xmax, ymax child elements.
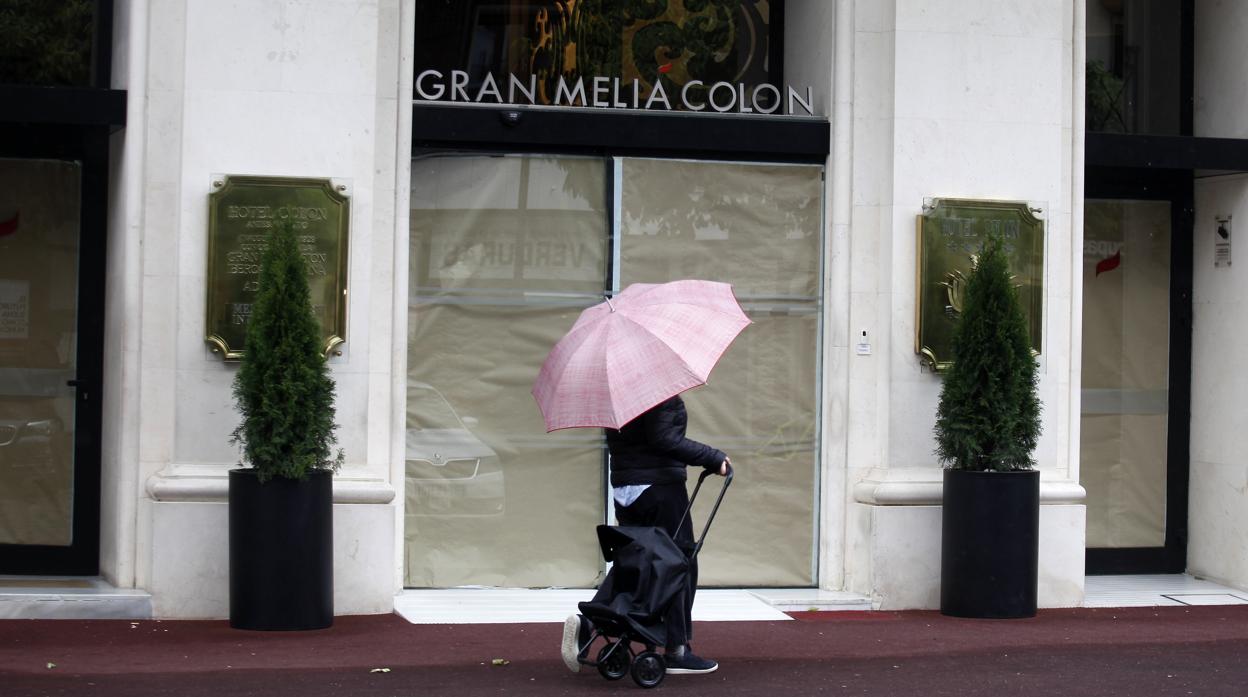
<box><xmin>205</xmin><ymin>176</ymin><xmax>349</xmax><ymax>360</ymax></box>
<box><xmin>415</xmin><ymin>70</ymin><xmax>815</xmax><ymax>116</ymax></box>
<box><xmin>915</xmin><ymin>199</ymin><xmax>1044</xmax><ymax>372</ymax></box>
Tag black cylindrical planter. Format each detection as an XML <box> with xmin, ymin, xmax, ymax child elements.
<box><xmin>940</xmin><ymin>469</ymin><xmax>1039</xmax><ymax>619</ymax></box>
<box><xmin>229</xmin><ymin>469</ymin><xmax>333</xmax><ymax>630</ymax></box>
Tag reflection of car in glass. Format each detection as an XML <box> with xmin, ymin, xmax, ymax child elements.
<box><xmin>405</xmin><ymin>381</ymin><xmax>504</xmax><ymax>517</ymax></box>
<box><xmin>1</xmin><ymin>370</ymin><xmax>73</xmax><ymax>471</ymax></box>
<box><xmin>0</xmin><ymin>417</ymin><xmax>58</xmax><ymax>469</ymax></box>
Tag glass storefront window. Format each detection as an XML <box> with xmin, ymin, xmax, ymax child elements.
<box><xmin>407</xmin><ymin>155</ymin><xmax>609</xmax><ymax>587</ymax></box>
<box><xmin>414</xmin><ymin>0</ymin><xmax>779</xmax><ymax>112</ymax></box>
<box><xmin>1086</xmin><ymin>0</ymin><xmax>1183</xmax><ymax>135</ymax></box>
<box><xmin>1081</xmin><ymin>199</ymin><xmax>1171</xmax><ymax>549</ymax></box>
<box><xmin>407</xmin><ymin>153</ymin><xmax>824</xmax><ymax>588</ymax></box>
<box><xmin>0</xmin><ymin>0</ymin><xmax>97</xmax><ymax>87</ymax></box>
<box><xmin>0</xmin><ymin>158</ymin><xmax>81</xmax><ymax>547</ymax></box>
<box><xmin>617</xmin><ymin>158</ymin><xmax>823</xmax><ymax>586</ymax></box>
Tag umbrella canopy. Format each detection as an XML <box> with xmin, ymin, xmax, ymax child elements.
<box><xmin>532</xmin><ymin>279</ymin><xmax>750</xmax><ymax>432</ymax></box>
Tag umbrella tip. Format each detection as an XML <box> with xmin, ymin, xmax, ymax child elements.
<box><xmin>604</xmin><ymin>294</ymin><xmax>616</xmax><ymax>312</ymax></box>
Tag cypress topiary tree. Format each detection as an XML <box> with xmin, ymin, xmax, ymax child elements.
<box><xmin>934</xmin><ymin>234</ymin><xmax>1041</xmax><ymax>471</ymax></box>
<box><xmin>231</xmin><ymin>221</ymin><xmax>343</xmax><ymax>482</ymax></box>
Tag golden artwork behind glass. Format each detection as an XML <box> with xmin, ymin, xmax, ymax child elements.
<box><xmin>415</xmin><ymin>1</ymin><xmax>775</xmax><ymax>111</ymax></box>
<box><xmin>521</xmin><ymin>0</ymin><xmax>772</xmax><ymax>107</ymax></box>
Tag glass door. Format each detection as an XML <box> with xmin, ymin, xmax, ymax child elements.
<box><xmin>0</xmin><ymin>156</ymin><xmax>100</xmax><ymax>574</ymax></box>
<box><xmin>1082</xmin><ymin>176</ymin><xmax>1192</xmax><ymax>573</ymax></box>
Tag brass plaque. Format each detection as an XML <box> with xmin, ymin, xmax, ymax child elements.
<box><xmin>205</xmin><ymin>176</ymin><xmax>349</xmax><ymax>360</ymax></box>
<box><xmin>916</xmin><ymin>199</ymin><xmax>1044</xmax><ymax>371</ymax></box>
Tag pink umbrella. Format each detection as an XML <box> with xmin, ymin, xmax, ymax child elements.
<box><xmin>532</xmin><ymin>280</ymin><xmax>751</xmax><ymax>432</ymax></box>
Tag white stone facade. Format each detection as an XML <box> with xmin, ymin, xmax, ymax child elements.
<box><xmin>104</xmin><ymin>0</ymin><xmax>411</xmax><ymax>617</ymax></box>
<box><xmin>90</xmin><ymin>0</ymin><xmax>1126</xmax><ymax>618</ymax></box>
<box><xmin>834</xmin><ymin>0</ymin><xmax>1086</xmax><ymax>609</ymax></box>
<box><xmin>1189</xmin><ymin>0</ymin><xmax>1248</xmax><ymax>597</ymax></box>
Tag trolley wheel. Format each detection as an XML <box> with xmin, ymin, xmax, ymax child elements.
<box><xmin>631</xmin><ymin>651</ymin><xmax>666</xmax><ymax>689</ymax></box>
<box><xmin>596</xmin><ymin>641</ymin><xmax>630</xmax><ymax>681</ymax></box>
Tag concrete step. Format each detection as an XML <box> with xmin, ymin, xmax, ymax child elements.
<box><xmin>0</xmin><ymin>576</ymin><xmax>153</xmax><ymax>620</ymax></box>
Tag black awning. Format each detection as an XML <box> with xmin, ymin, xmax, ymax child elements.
<box><xmin>0</xmin><ymin>85</ymin><xmax>126</xmax><ymax>129</ymax></box>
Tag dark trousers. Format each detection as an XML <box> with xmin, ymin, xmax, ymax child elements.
<box><xmin>615</xmin><ymin>481</ymin><xmax>697</xmax><ymax>648</ymax></box>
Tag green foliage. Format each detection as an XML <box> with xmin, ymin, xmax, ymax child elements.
<box><xmin>934</xmin><ymin>235</ymin><xmax>1041</xmax><ymax>471</ymax></box>
<box><xmin>0</xmin><ymin>0</ymin><xmax>94</xmax><ymax>87</ymax></box>
<box><xmin>1086</xmin><ymin>59</ymin><xmax>1126</xmax><ymax>133</ymax></box>
<box><xmin>231</xmin><ymin>222</ymin><xmax>343</xmax><ymax>482</ymax></box>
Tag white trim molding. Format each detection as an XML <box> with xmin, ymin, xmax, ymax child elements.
<box><xmin>145</xmin><ymin>464</ymin><xmax>395</xmax><ymax>504</ymax></box>
<box><xmin>853</xmin><ymin>467</ymin><xmax>1087</xmax><ymax>506</ymax></box>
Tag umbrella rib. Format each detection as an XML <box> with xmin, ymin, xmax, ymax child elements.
<box><xmin>602</xmin><ymin>320</ymin><xmax>623</xmax><ymax>425</ymax></box>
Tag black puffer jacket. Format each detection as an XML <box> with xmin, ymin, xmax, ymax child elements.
<box><xmin>607</xmin><ymin>396</ymin><xmax>725</xmax><ymax>487</ymax></box>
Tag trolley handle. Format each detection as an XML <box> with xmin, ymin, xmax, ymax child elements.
<box><xmin>675</xmin><ymin>464</ymin><xmax>734</xmax><ymax>559</ymax></box>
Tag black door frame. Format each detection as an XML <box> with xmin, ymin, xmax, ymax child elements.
<box><xmin>1083</xmin><ymin>166</ymin><xmax>1194</xmax><ymax>575</ymax></box>
<box><xmin>0</xmin><ymin>0</ymin><xmax>123</xmax><ymax>574</ymax></box>
<box><xmin>1081</xmin><ymin>0</ymin><xmax>1200</xmax><ymax>575</ymax></box>
<box><xmin>0</xmin><ymin>125</ymin><xmax>113</xmax><ymax>575</ymax></box>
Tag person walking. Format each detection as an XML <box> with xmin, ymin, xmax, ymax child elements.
<box><xmin>561</xmin><ymin>394</ymin><xmax>730</xmax><ymax>675</ymax></box>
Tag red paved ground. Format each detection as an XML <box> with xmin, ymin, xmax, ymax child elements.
<box><xmin>2</xmin><ymin>606</ymin><xmax>1247</xmax><ymax>695</ymax></box>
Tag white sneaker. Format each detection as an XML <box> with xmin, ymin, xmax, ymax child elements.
<box><xmin>560</xmin><ymin>614</ymin><xmax>591</xmax><ymax>673</ymax></box>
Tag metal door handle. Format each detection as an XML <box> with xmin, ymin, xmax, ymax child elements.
<box><xmin>66</xmin><ymin>379</ymin><xmax>88</xmax><ymax>400</ymax></box>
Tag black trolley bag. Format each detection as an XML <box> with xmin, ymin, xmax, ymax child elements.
<box><xmin>575</xmin><ymin>466</ymin><xmax>733</xmax><ymax>689</ymax></box>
